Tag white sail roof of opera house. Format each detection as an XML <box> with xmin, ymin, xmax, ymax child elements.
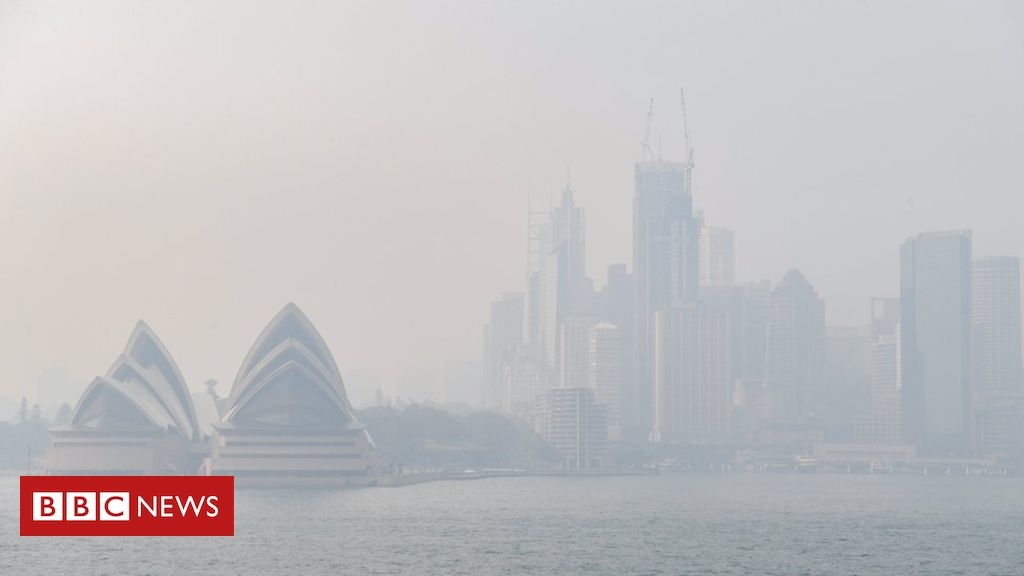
<box><xmin>69</xmin><ymin>321</ymin><xmax>201</xmax><ymax>441</ymax></box>
<box><xmin>221</xmin><ymin>303</ymin><xmax>360</xmax><ymax>427</ymax></box>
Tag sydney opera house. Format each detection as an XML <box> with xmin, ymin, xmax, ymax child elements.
<box><xmin>47</xmin><ymin>321</ymin><xmax>204</xmax><ymax>474</ymax></box>
<box><xmin>47</xmin><ymin>304</ymin><xmax>376</xmax><ymax>486</ymax></box>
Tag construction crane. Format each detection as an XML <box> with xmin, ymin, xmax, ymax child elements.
<box><xmin>641</xmin><ymin>97</ymin><xmax>655</xmax><ymax>162</ymax></box>
<box><xmin>680</xmin><ymin>88</ymin><xmax>693</xmax><ymax>168</ymax></box>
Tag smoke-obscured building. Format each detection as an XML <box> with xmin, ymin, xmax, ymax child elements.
<box><xmin>482</xmin><ymin>292</ymin><xmax>525</xmax><ymax>410</ymax></box>
<box><xmin>970</xmin><ymin>256</ymin><xmax>1023</xmax><ymax>457</ymax></box>
<box><xmin>632</xmin><ymin>160</ymin><xmax>698</xmax><ymax>441</ymax></box>
<box><xmin>209</xmin><ymin>304</ymin><xmax>374</xmax><ymax>485</ymax></box>
<box><xmin>48</xmin><ymin>306</ymin><xmax>374</xmax><ymax>483</ymax></box>
<box><xmin>851</xmin><ymin>331</ymin><xmax>903</xmax><ymax>444</ymax></box>
<box><xmin>824</xmin><ymin>326</ymin><xmax>870</xmax><ymax>434</ymax></box>
<box><xmin>599</xmin><ymin>264</ymin><xmax>633</xmax><ymax>441</ymax></box>
<box><xmin>524</xmin><ymin>209</ymin><xmax>550</xmax><ymax>364</ymax></box>
<box><xmin>764</xmin><ymin>269</ymin><xmax>826</xmax><ymax>424</ymax></box>
<box><xmin>559</xmin><ymin>315</ymin><xmax>596</xmax><ymax>389</ymax></box>
<box><xmin>588</xmin><ymin>322</ymin><xmax>624</xmax><ymax>440</ymax></box>
<box><xmin>47</xmin><ymin>322</ymin><xmax>203</xmax><ymax>474</ymax></box>
<box><xmin>502</xmin><ymin>348</ymin><xmax>545</xmax><ymax>418</ymax></box>
<box><xmin>538</xmin><ymin>188</ymin><xmax>589</xmax><ymax>377</ymax></box>
<box><xmin>698</xmin><ymin>281</ymin><xmax>772</xmax><ymax>442</ymax></box>
<box><xmin>698</xmin><ymin>215</ymin><xmax>735</xmax><ymax>288</ymax></box>
<box><xmin>900</xmin><ymin>230</ymin><xmax>973</xmax><ymax>454</ymax></box>
<box><xmin>974</xmin><ymin>396</ymin><xmax>1024</xmax><ymax>457</ymax></box>
<box><xmin>651</xmin><ymin>305</ymin><xmax>732</xmax><ymax>443</ymax></box>
<box><xmin>539</xmin><ymin>386</ymin><xmax>607</xmax><ymax>470</ymax></box>
<box><xmin>971</xmin><ymin>257</ymin><xmax>1022</xmax><ymax>398</ymax></box>
<box><xmin>870</xmin><ymin>297</ymin><xmax>901</xmax><ymax>341</ymax></box>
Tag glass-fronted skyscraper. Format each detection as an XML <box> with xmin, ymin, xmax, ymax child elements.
<box><xmin>632</xmin><ymin>160</ymin><xmax>697</xmax><ymax>441</ymax></box>
<box><xmin>900</xmin><ymin>230</ymin><xmax>973</xmax><ymax>454</ymax></box>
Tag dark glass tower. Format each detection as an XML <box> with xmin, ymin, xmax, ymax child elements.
<box><xmin>900</xmin><ymin>230</ymin><xmax>973</xmax><ymax>454</ymax></box>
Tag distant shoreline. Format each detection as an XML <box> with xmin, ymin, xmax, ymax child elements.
<box><xmin>4</xmin><ymin>466</ymin><xmax>1021</xmax><ymax>488</ymax></box>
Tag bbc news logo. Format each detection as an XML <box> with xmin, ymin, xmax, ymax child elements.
<box><xmin>21</xmin><ymin>476</ymin><xmax>233</xmax><ymax>536</ymax></box>
<box><xmin>32</xmin><ymin>491</ymin><xmax>220</xmax><ymax>521</ymax></box>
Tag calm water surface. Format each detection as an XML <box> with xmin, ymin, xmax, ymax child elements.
<box><xmin>2</xmin><ymin>473</ymin><xmax>1022</xmax><ymax>575</ymax></box>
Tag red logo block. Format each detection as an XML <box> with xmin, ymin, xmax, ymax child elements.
<box><xmin>20</xmin><ymin>476</ymin><xmax>234</xmax><ymax>536</ymax></box>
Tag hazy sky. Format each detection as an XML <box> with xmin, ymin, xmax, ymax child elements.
<box><xmin>1</xmin><ymin>1</ymin><xmax>1022</xmax><ymax>403</ymax></box>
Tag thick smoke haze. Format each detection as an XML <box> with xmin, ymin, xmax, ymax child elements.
<box><xmin>1</xmin><ymin>0</ymin><xmax>1022</xmax><ymax>405</ymax></box>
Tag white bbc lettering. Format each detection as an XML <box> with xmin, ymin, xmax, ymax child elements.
<box><xmin>33</xmin><ymin>492</ymin><xmax>64</xmax><ymax>521</ymax></box>
<box><xmin>99</xmin><ymin>492</ymin><xmax>130</xmax><ymax>521</ymax></box>
<box><xmin>137</xmin><ymin>495</ymin><xmax>158</xmax><ymax>518</ymax></box>
<box><xmin>136</xmin><ymin>494</ymin><xmax>220</xmax><ymax>518</ymax></box>
<box><xmin>30</xmin><ymin>491</ymin><xmax>133</xmax><ymax>522</ymax></box>
<box><xmin>65</xmin><ymin>492</ymin><xmax>97</xmax><ymax>521</ymax></box>
<box><xmin>206</xmin><ymin>495</ymin><xmax>219</xmax><ymax>518</ymax></box>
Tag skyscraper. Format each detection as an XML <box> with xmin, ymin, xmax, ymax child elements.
<box><xmin>764</xmin><ymin>269</ymin><xmax>826</xmax><ymax>423</ymax></box>
<box><xmin>851</xmin><ymin>331</ymin><xmax>903</xmax><ymax>445</ymax></box>
<box><xmin>524</xmin><ymin>208</ymin><xmax>550</xmax><ymax>354</ymax></box>
<box><xmin>698</xmin><ymin>215</ymin><xmax>735</xmax><ymax>287</ymax></box>
<box><xmin>559</xmin><ymin>314</ymin><xmax>597</xmax><ymax>389</ymax></box>
<box><xmin>482</xmin><ymin>292</ymin><xmax>525</xmax><ymax>410</ymax></box>
<box><xmin>551</xmin><ymin>187</ymin><xmax>588</xmax><ymax>308</ymax></box>
<box><xmin>588</xmin><ymin>322</ymin><xmax>624</xmax><ymax>440</ymax></box>
<box><xmin>540</xmin><ymin>247</ymin><xmax>560</xmax><ymax>372</ymax></box>
<box><xmin>539</xmin><ymin>187</ymin><xmax>589</xmax><ymax>378</ymax></box>
<box><xmin>900</xmin><ymin>230</ymin><xmax>972</xmax><ymax>454</ymax></box>
<box><xmin>824</xmin><ymin>325</ymin><xmax>870</xmax><ymax>430</ymax></box>
<box><xmin>502</xmin><ymin>347</ymin><xmax>545</xmax><ymax>418</ymax></box>
<box><xmin>971</xmin><ymin>258</ymin><xmax>1024</xmax><ymax>457</ymax></box>
<box><xmin>852</xmin><ymin>299</ymin><xmax>903</xmax><ymax>445</ymax></box>
<box><xmin>632</xmin><ymin>160</ymin><xmax>698</xmax><ymax>440</ymax></box>
<box><xmin>699</xmin><ymin>281</ymin><xmax>772</xmax><ymax>443</ymax></box>
<box><xmin>701</xmin><ymin>281</ymin><xmax>772</xmax><ymax>388</ymax></box>
<box><xmin>870</xmin><ymin>297</ymin><xmax>900</xmax><ymax>341</ymax></box>
<box><xmin>971</xmin><ymin>256</ymin><xmax>1022</xmax><ymax>398</ymax></box>
<box><xmin>603</xmin><ymin>264</ymin><xmax>634</xmax><ymax>439</ymax></box>
<box><xmin>651</xmin><ymin>304</ymin><xmax>732</xmax><ymax>443</ymax></box>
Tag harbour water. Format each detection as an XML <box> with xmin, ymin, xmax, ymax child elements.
<box><xmin>3</xmin><ymin>473</ymin><xmax>1022</xmax><ymax>575</ymax></box>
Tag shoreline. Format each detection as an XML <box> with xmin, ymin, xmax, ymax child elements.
<box><xmin>5</xmin><ymin>464</ymin><xmax>1021</xmax><ymax>489</ymax></box>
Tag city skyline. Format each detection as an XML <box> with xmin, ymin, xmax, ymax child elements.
<box><xmin>4</xmin><ymin>4</ymin><xmax>1024</xmax><ymax>575</ymax></box>
<box><xmin>2</xmin><ymin>1</ymin><xmax>1023</xmax><ymax>409</ymax></box>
